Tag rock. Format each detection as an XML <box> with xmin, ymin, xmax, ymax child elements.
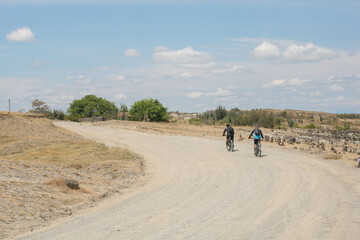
<box><xmin>288</xmin><ymin>137</ymin><xmax>296</xmax><ymax>145</ymax></box>
<box><xmin>65</xmin><ymin>179</ymin><xmax>79</xmax><ymax>190</ymax></box>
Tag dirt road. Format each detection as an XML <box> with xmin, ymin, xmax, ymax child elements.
<box><xmin>18</xmin><ymin>122</ymin><xmax>360</xmax><ymax>240</ymax></box>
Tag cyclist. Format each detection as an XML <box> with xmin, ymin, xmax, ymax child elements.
<box><xmin>248</xmin><ymin>124</ymin><xmax>264</xmax><ymax>152</ymax></box>
<box><xmin>223</xmin><ymin>123</ymin><xmax>235</xmax><ymax>143</ymax></box>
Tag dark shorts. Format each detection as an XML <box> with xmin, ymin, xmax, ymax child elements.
<box><xmin>227</xmin><ymin>135</ymin><xmax>234</xmax><ymax>141</ymax></box>
<box><xmin>254</xmin><ymin>139</ymin><xmax>260</xmax><ymax>145</ymax></box>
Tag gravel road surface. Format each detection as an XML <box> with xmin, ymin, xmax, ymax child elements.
<box><xmin>17</xmin><ymin>122</ymin><xmax>360</xmax><ymax>240</ymax></box>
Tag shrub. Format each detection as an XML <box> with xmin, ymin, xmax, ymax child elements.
<box><xmin>189</xmin><ymin>118</ymin><xmax>203</xmax><ymax>125</ymax></box>
<box><xmin>68</xmin><ymin>95</ymin><xmax>118</xmax><ymax>119</ymax></box>
<box><xmin>129</xmin><ymin>98</ymin><xmax>168</xmax><ymax>122</ymax></box>
<box><xmin>304</xmin><ymin>123</ymin><xmax>317</xmax><ymax>129</ymax></box>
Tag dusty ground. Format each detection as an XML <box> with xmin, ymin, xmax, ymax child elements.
<box><xmin>19</xmin><ymin>122</ymin><xmax>360</xmax><ymax>240</ymax></box>
<box><xmin>95</xmin><ymin>120</ymin><xmax>360</xmax><ymax>163</ymax></box>
<box><xmin>0</xmin><ymin>113</ymin><xmax>144</xmax><ymax>239</ymax></box>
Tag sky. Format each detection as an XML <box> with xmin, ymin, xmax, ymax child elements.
<box><xmin>0</xmin><ymin>0</ymin><xmax>359</xmax><ymax>113</ymax></box>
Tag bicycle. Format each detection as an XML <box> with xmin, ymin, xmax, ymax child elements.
<box><xmin>226</xmin><ymin>136</ymin><xmax>234</xmax><ymax>152</ymax></box>
<box><xmin>249</xmin><ymin>137</ymin><xmax>262</xmax><ymax>157</ymax></box>
<box><xmin>254</xmin><ymin>140</ymin><xmax>261</xmax><ymax>157</ymax></box>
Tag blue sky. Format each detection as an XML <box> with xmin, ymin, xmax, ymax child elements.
<box><xmin>1</xmin><ymin>0</ymin><xmax>359</xmax><ymax>113</ymax></box>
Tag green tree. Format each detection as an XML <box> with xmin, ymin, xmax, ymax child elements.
<box><xmin>129</xmin><ymin>98</ymin><xmax>168</xmax><ymax>122</ymax></box>
<box><xmin>215</xmin><ymin>105</ymin><xmax>227</xmax><ymax>121</ymax></box>
<box><xmin>68</xmin><ymin>95</ymin><xmax>118</xmax><ymax>118</ymax></box>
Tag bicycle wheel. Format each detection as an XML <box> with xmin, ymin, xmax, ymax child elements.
<box><xmin>226</xmin><ymin>141</ymin><xmax>231</xmax><ymax>151</ymax></box>
<box><xmin>257</xmin><ymin>143</ymin><xmax>262</xmax><ymax>157</ymax></box>
<box><xmin>230</xmin><ymin>140</ymin><xmax>234</xmax><ymax>152</ymax></box>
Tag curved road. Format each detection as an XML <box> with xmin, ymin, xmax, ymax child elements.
<box><xmin>19</xmin><ymin>122</ymin><xmax>360</xmax><ymax>240</ymax></box>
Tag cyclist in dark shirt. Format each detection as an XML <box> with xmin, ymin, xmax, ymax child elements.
<box><xmin>223</xmin><ymin>123</ymin><xmax>235</xmax><ymax>142</ymax></box>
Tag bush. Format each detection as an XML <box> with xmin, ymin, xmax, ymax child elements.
<box><xmin>287</xmin><ymin>118</ymin><xmax>295</xmax><ymax>128</ymax></box>
<box><xmin>129</xmin><ymin>98</ymin><xmax>168</xmax><ymax>122</ymax></box>
<box><xmin>68</xmin><ymin>95</ymin><xmax>118</xmax><ymax>119</ymax></box>
<box><xmin>189</xmin><ymin>118</ymin><xmax>203</xmax><ymax>125</ymax></box>
<box><xmin>304</xmin><ymin>123</ymin><xmax>317</xmax><ymax>129</ymax></box>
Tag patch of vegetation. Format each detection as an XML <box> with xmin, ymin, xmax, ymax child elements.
<box><xmin>129</xmin><ymin>98</ymin><xmax>168</xmax><ymax>122</ymax></box>
<box><xmin>303</xmin><ymin>123</ymin><xmax>318</xmax><ymax>129</ymax></box>
<box><xmin>198</xmin><ymin>108</ymin><xmax>277</xmax><ymax>128</ymax></box>
<box><xmin>189</xmin><ymin>118</ymin><xmax>203</xmax><ymax>125</ymax></box>
<box><xmin>68</xmin><ymin>95</ymin><xmax>118</xmax><ymax>119</ymax></box>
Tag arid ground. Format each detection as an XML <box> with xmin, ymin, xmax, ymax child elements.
<box><xmin>0</xmin><ymin>113</ymin><xmax>144</xmax><ymax>239</ymax></box>
<box><xmin>12</xmin><ymin>120</ymin><xmax>360</xmax><ymax>240</ymax></box>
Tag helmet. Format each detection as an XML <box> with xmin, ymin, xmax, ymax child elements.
<box><xmin>226</xmin><ymin>123</ymin><xmax>230</xmax><ymax>127</ymax></box>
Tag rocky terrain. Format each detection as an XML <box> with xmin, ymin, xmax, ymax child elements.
<box><xmin>0</xmin><ymin>113</ymin><xmax>144</xmax><ymax>239</ymax></box>
<box><xmin>262</xmin><ymin>128</ymin><xmax>360</xmax><ymax>161</ymax></box>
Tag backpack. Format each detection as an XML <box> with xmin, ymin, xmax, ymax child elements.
<box><xmin>228</xmin><ymin>126</ymin><xmax>234</xmax><ymax>135</ymax></box>
<box><xmin>254</xmin><ymin>128</ymin><xmax>261</xmax><ymax>135</ymax></box>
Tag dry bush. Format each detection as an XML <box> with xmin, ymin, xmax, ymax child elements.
<box><xmin>45</xmin><ymin>178</ymin><xmax>67</xmax><ymax>188</ymax></box>
<box><xmin>323</xmin><ymin>154</ymin><xmax>342</xmax><ymax>160</ymax></box>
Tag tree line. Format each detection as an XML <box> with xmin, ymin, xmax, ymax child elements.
<box><xmin>30</xmin><ymin>95</ymin><xmax>169</xmax><ymax>122</ymax></box>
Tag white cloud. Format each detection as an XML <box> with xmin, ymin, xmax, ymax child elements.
<box><xmin>207</xmin><ymin>88</ymin><xmax>231</xmax><ymax>97</ymax></box>
<box><xmin>211</xmin><ymin>64</ymin><xmax>244</xmax><ymax>75</ymax></box>
<box><xmin>76</xmin><ymin>75</ymin><xmax>90</xmax><ymax>84</ymax></box>
<box><xmin>125</xmin><ymin>49</ymin><xmax>141</xmax><ymax>57</ymax></box>
<box><xmin>253</xmin><ymin>41</ymin><xmax>337</xmax><ymax>62</ymax></box>
<box><xmin>114</xmin><ymin>94</ymin><xmax>126</xmax><ymax>100</ymax></box>
<box><xmin>93</xmin><ymin>66</ymin><xmax>110</xmax><ymax>71</ymax></box>
<box><xmin>283</xmin><ymin>43</ymin><xmax>337</xmax><ymax>61</ymax></box>
<box><xmin>153</xmin><ymin>46</ymin><xmax>213</xmax><ymax>64</ymax></box>
<box><xmin>310</xmin><ymin>91</ymin><xmax>322</xmax><ymax>96</ymax></box>
<box><xmin>254</xmin><ymin>42</ymin><xmax>281</xmax><ymax>59</ymax></box>
<box><xmin>180</xmin><ymin>62</ymin><xmax>216</xmax><ymax>69</ymax></box>
<box><xmin>117</xmin><ymin>75</ymin><xmax>126</xmax><ymax>80</ymax></box>
<box><xmin>335</xmin><ymin>96</ymin><xmax>345</xmax><ymax>101</ymax></box>
<box><xmin>6</xmin><ymin>27</ymin><xmax>35</xmax><ymax>42</ymax></box>
<box><xmin>153</xmin><ymin>46</ymin><xmax>170</xmax><ymax>52</ymax></box>
<box><xmin>64</xmin><ymin>76</ymin><xmax>74</xmax><ymax>80</ymax></box>
<box><xmin>186</xmin><ymin>92</ymin><xmax>203</xmax><ymax>98</ymax></box>
<box><xmin>330</xmin><ymin>84</ymin><xmax>344</xmax><ymax>92</ymax></box>
<box><xmin>261</xmin><ymin>78</ymin><xmax>311</xmax><ymax>90</ymax></box>
<box><xmin>227</xmin><ymin>85</ymin><xmax>237</xmax><ymax>89</ymax></box>
<box><xmin>180</xmin><ymin>73</ymin><xmax>192</xmax><ymax>78</ymax></box>
<box><xmin>186</xmin><ymin>88</ymin><xmax>231</xmax><ymax>98</ymax></box>
<box><xmin>288</xmin><ymin>78</ymin><xmax>311</xmax><ymax>86</ymax></box>
<box><xmin>262</xmin><ymin>79</ymin><xmax>286</xmax><ymax>89</ymax></box>
<box><xmin>34</xmin><ymin>60</ymin><xmax>41</xmax><ymax>67</ymax></box>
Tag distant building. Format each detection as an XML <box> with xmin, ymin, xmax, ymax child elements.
<box><xmin>169</xmin><ymin>112</ymin><xmax>198</xmax><ymax>120</ymax></box>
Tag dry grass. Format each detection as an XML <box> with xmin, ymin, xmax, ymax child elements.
<box><xmin>0</xmin><ymin>113</ymin><xmax>137</xmax><ymax>166</ymax></box>
<box><xmin>4</xmin><ymin>140</ymin><xmax>137</xmax><ymax>167</ymax></box>
<box><xmin>46</xmin><ymin>178</ymin><xmax>67</xmax><ymax>188</ymax></box>
<box><xmin>323</xmin><ymin>154</ymin><xmax>342</xmax><ymax>160</ymax></box>
<box><xmin>45</xmin><ymin>178</ymin><xmax>93</xmax><ymax>194</ymax></box>
<box><xmin>0</xmin><ymin>113</ymin><xmax>144</xmax><ymax>239</ymax></box>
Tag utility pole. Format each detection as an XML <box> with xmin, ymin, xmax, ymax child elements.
<box><xmin>8</xmin><ymin>99</ymin><xmax>10</xmax><ymax>114</ymax></box>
